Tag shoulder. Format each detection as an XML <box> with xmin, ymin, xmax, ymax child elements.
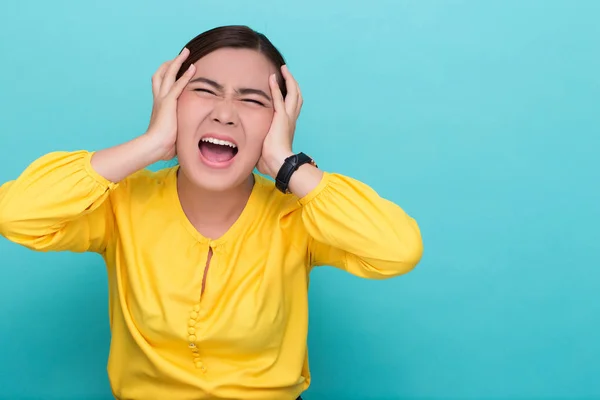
<box><xmin>111</xmin><ymin>165</ymin><xmax>176</xmax><ymax>202</ymax></box>
<box><xmin>253</xmin><ymin>173</ymin><xmax>299</xmax><ymax>206</ymax></box>
<box><xmin>253</xmin><ymin>173</ymin><xmax>304</xmax><ymax>217</ymax></box>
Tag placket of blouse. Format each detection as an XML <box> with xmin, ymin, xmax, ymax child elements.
<box><xmin>187</xmin><ymin>241</ymin><xmax>215</xmax><ymax>373</ymax></box>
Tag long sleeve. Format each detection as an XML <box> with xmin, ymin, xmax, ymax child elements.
<box><xmin>301</xmin><ymin>172</ymin><xmax>423</xmax><ymax>279</ymax></box>
<box><xmin>0</xmin><ymin>150</ymin><xmax>117</xmax><ymax>253</ymax></box>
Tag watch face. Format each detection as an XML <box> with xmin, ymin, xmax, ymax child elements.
<box><xmin>306</xmin><ymin>156</ymin><xmax>317</xmax><ymax>168</ymax></box>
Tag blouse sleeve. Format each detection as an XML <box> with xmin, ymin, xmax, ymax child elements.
<box><xmin>0</xmin><ymin>150</ymin><xmax>117</xmax><ymax>253</ymax></box>
<box><xmin>301</xmin><ymin>172</ymin><xmax>423</xmax><ymax>279</ymax></box>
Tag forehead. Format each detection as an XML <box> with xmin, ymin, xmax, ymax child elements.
<box><xmin>192</xmin><ymin>48</ymin><xmax>276</xmax><ymax>85</ymax></box>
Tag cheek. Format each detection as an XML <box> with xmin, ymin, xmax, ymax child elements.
<box><xmin>177</xmin><ymin>93</ymin><xmax>212</xmax><ymax>132</ymax></box>
<box><xmin>239</xmin><ymin>108</ymin><xmax>274</xmax><ymax>143</ymax></box>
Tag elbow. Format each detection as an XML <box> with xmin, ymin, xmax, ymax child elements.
<box><xmin>360</xmin><ymin>236</ymin><xmax>423</xmax><ymax>279</ymax></box>
<box><xmin>0</xmin><ymin>205</ymin><xmax>25</xmax><ymax>244</ymax></box>
<box><xmin>387</xmin><ymin>222</ymin><xmax>424</xmax><ymax>276</ymax></box>
<box><xmin>0</xmin><ymin>181</ymin><xmax>40</xmax><ymax>245</ymax></box>
<box><xmin>401</xmin><ymin>236</ymin><xmax>424</xmax><ymax>273</ymax></box>
<box><xmin>0</xmin><ymin>202</ymin><xmax>13</xmax><ymax>239</ymax></box>
<box><xmin>0</xmin><ymin>182</ymin><xmax>15</xmax><ymax>238</ymax></box>
<box><xmin>0</xmin><ymin>209</ymin><xmax>53</xmax><ymax>251</ymax></box>
<box><xmin>406</xmin><ymin>221</ymin><xmax>424</xmax><ymax>264</ymax></box>
<box><xmin>403</xmin><ymin>222</ymin><xmax>424</xmax><ymax>269</ymax></box>
<box><xmin>0</xmin><ymin>194</ymin><xmax>35</xmax><ymax>247</ymax></box>
<box><xmin>389</xmin><ymin>241</ymin><xmax>423</xmax><ymax>277</ymax></box>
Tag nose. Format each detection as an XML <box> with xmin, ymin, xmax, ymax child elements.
<box><xmin>210</xmin><ymin>98</ymin><xmax>238</xmax><ymax>126</ymax></box>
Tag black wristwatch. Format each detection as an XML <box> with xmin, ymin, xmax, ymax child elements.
<box><xmin>275</xmin><ymin>152</ymin><xmax>317</xmax><ymax>193</ymax></box>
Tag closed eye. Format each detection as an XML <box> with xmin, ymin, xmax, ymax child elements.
<box><xmin>193</xmin><ymin>88</ymin><xmax>216</xmax><ymax>95</ymax></box>
<box><xmin>242</xmin><ymin>99</ymin><xmax>266</xmax><ymax>106</ymax></box>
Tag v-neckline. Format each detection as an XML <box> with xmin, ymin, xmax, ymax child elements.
<box><xmin>168</xmin><ymin>166</ymin><xmax>264</xmax><ymax>247</ymax></box>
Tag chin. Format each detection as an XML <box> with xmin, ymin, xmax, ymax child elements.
<box><xmin>177</xmin><ymin>153</ymin><xmax>255</xmax><ymax>193</ymax></box>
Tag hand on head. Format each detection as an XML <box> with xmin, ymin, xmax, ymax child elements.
<box><xmin>145</xmin><ymin>47</ymin><xmax>196</xmax><ymax>161</ymax></box>
<box><xmin>256</xmin><ymin>65</ymin><xmax>304</xmax><ymax>178</ymax></box>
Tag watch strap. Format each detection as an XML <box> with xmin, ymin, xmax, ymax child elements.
<box><xmin>275</xmin><ymin>152</ymin><xmax>316</xmax><ymax>193</ymax></box>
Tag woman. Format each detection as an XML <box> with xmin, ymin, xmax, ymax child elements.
<box><xmin>0</xmin><ymin>25</ymin><xmax>423</xmax><ymax>400</ymax></box>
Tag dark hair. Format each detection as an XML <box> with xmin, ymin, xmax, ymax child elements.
<box><xmin>176</xmin><ymin>25</ymin><xmax>287</xmax><ymax>97</ymax></box>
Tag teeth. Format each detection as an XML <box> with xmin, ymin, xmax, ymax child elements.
<box><xmin>201</xmin><ymin>137</ymin><xmax>237</xmax><ymax>148</ymax></box>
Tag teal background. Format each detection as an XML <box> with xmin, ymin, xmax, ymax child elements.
<box><xmin>1</xmin><ymin>0</ymin><xmax>599</xmax><ymax>399</ymax></box>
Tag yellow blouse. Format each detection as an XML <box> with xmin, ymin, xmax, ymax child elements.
<box><xmin>0</xmin><ymin>150</ymin><xmax>423</xmax><ymax>400</ymax></box>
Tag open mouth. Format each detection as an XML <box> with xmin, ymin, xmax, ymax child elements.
<box><xmin>198</xmin><ymin>137</ymin><xmax>239</xmax><ymax>164</ymax></box>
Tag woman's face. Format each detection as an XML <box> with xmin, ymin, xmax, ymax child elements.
<box><xmin>176</xmin><ymin>48</ymin><xmax>277</xmax><ymax>191</ymax></box>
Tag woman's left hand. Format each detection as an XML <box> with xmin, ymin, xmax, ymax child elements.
<box><xmin>256</xmin><ymin>65</ymin><xmax>303</xmax><ymax>179</ymax></box>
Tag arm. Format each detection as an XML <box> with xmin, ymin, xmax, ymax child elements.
<box><xmin>0</xmin><ymin>150</ymin><xmax>117</xmax><ymax>253</ymax></box>
<box><xmin>0</xmin><ymin>134</ymin><xmax>160</xmax><ymax>252</ymax></box>
<box><xmin>268</xmin><ymin>159</ymin><xmax>423</xmax><ymax>278</ymax></box>
<box><xmin>267</xmin><ymin>151</ymin><xmax>423</xmax><ymax>278</ymax></box>
<box><xmin>0</xmin><ymin>48</ymin><xmax>196</xmax><ymax>253</ymax></box>
<box><xmin>300</xmin><ymin>168</ymin><xmax>423</xmax><ymax>278</ymax></box>
<box><xmin>260</xmin><ymin>66</ymin><xmax>423</xmax><ymax>278</ymax></box>
<box><xmin>295</xmin><ymin>167</ymin><xmax>423</xmax><ymax>279</ymax></box>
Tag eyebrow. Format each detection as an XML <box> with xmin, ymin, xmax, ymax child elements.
<box><xmin>189</xmin><ymin>77</ymin><xmax>272</xmax><ymax>102</ymax></box>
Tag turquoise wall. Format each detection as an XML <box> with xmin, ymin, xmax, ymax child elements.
<box><xmin>1</xmin><ymin>0</ymin><xmax>599</xmax><ymax>398</ymax></box>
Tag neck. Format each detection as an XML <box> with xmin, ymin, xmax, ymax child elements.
<box><xmin>176</xmin><ymin>169</ymin><xmax>255</xmax><ymax>239</ymax></box>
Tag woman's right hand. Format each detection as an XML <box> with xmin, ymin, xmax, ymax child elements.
<box><xmin>90</xmin><ymin>48</ymin><xmax>196</xmax><ymax>183</ymax></box>
<box><xmin>145</xmin><ymin>47</ymin><xmax>196</xmax><ymax>161</ymax></box>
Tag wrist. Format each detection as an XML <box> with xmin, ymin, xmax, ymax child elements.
<box><xmin>265</xmin><ymin>150</ymin><xmax>294</xmax><ymax>179</ymax></box>
<box><xmin>272</xmin><ymin>151</ymin><xmax>320</xmax><ymax>195</ymax></box>
<box><xmin>90</xmin><ymin>133</ymin><xmax>167</xmax><ymax>184</ymax></box>
<box><xmin>141</xmin><ymin>131</ymin><xmax>174</xmax><ymax>162</ymax></box>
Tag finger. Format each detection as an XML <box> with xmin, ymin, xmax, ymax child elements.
<box><xmin>281</xmin><ymin>65</ymin><xmax>298</xmax><ymax>116</ymax></box>
<box><xmin>160</xmin><ymin>47</ymin><xmax>190</xmax><ymax>97</ymax></box>
<box><xmin>269</xmin><ymin>74</ymin><xmax>285</xmax><ymax>113</ymax></box>
<box><xmin>168</xmin><ymin>64</ymin><xmax>196</xmax><ymax>99</ymax></box>
<box><xmin>296</xmin><ymin>81</ymin><xmax>303</xmax><ymax>117</ymax></box>
<box><xmin>152</xmin><ymin>61</ymin><xmax>171</xmax><ymax>97</ymax></box>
